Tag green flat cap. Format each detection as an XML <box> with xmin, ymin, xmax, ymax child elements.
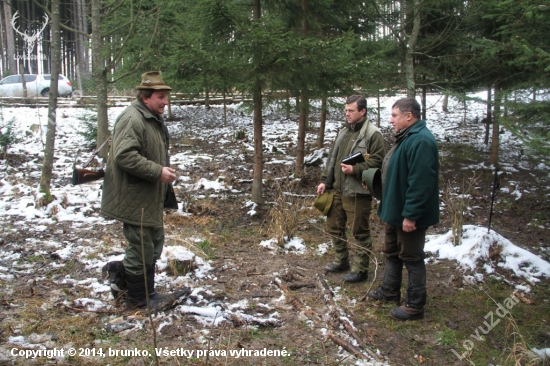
<box><xmin>313</xmin><ymin>192</ymin><xmax>334</xmax><ymax>215</ymax></box>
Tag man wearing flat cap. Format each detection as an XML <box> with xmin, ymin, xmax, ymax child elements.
<box><xmin>101</xmin><ymin>71</ymin><xmax>182</xmax><ymax>309</ymax></box>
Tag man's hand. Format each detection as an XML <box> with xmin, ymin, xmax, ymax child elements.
<box><xmin>402</xmin><ymin>218</ymin><xmax>417</xmax><ymax>232</ymax></box>
<box><xmin>160</xmin><ymin>167</ymin><xmax>177</xmax><ymax>183</ymax></box>
<box><xmin>317</xmin><ymin>183</ymin><xmax>326</xmax><ymax>195</ymax></box>
<box><xmin>340</xmin><ymin>163</ymin><xmax>354</xmax><ymax>175</ymax></box>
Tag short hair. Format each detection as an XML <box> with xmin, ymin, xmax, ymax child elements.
<box><xmin>392</xmin><ymin>98</ymin><xmax>421</xmax><ymax>119</ymax></box>
<box><xmin>137</xmin><ymin>89</ymin><xmax>155</xmax><ymax>100</ymax></box>
<box><xmin>346</xmin><ymin>95</ymin><xmax>367</xmax><ymax>112</ymax></box>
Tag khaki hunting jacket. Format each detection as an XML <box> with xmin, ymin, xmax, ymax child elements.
<box><xmin>321</xmin><ymin>118</ymin><xmax>385</xmax><ymax>197</ymax></box>
<box><xmin>101</xmin><ymin>100</ymin><xmax>169</xmax><ymax>227</ymax></box>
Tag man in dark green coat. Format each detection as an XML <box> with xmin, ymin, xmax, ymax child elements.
<box><xmin>101</xmin><ymin>71</ymin><xmax>180</xmax><ymax>308</ymax></box>
<box><xmin>318</xmin><ymin>95</ymin><xmax>386</xmax><ymax>283</ymax></box>
<box><xmin>368</xmin><ymin>97</ymin><xmax>439</xmax><ymax>321</ymax></box>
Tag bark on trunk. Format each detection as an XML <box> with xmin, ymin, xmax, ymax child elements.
<box><xmin>442</xmin><ymin>94</ymin><xmax>449</xmax><ymax>112</ymax></box>
<box><xmin>421</xmin><ymin>82</ymin><xmax>426</xmax><ymax>120</ymax></box>
<box><xmin>484</xmin><ymin>86</ymin><xmax>492</xmax><ymax>145</ymax></box>
<box><xmin>404</xmin><ymin>0</ymin><xmax>422</xmax><ymax>98</ymax></box>
<box><xmin>3</xmin><ymin>3</ymin><xmax>16</xmax><ymax>75</ymax></box>
<box><xmin>91</xmin><ymin>0</ymin><xmax>110</xmax><ymax>159</ymax></box>
<box><xmin>251</xmin><ymin>0</ymin><xmax>264</xmax><ymax>204</ymax></box>
<box><xmin>317</xmin><ymin>95</ymin><xmax>327</xmax><ymax>149</ymax></box>
<box><xmin>39</xmin><ymin>0</ymin><xmax>60</xmax><ymax>203</ymax></box>
<box><xmin>490</xmin><ymin>84</ymin><xmax>501</xmax><ymax>166</ymax></box>
<box><xmin>251</xmin><ymin>79</ymin><xmax>264</xmax><ymax>204</ymax></box>
<box><xmin>75</xmin><ymin>0</ymin><xmax>91</xmax><ymax>85</ymax></box>
<box><xmin>295</xmin><ymin>93</ymin><xmax>308</xmax><ymax>177</ymax></box>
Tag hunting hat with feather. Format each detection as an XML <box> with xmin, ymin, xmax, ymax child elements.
<box><xmin>136</xmin><ymin>71</ymin><xmax>172</xmax><ymax>91</ymax></box>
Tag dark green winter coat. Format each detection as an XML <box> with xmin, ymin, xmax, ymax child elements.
<box><xmin>378</xmin><ymin>120</ymin><xmax>440</xmax><ymax>228</ymax></box>
<box><xmin>101</xmin><ymin>100</ymin><xmax>169</xmax><ymax>227</ymax></box>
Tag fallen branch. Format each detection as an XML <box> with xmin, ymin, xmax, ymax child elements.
<box><xmin>342</xmin><ymin>322</ymin><xmax>381</xmax><ymax>361</ymax></box>
<box><xmin>274</xmin><ymin>277</ymin><xmax>306</xmax><ymax>312</ymax></box>
<box><xmin>287</xmin><ymin>282</ymin><xmax>315</xmax><ymax>290</ymax></box>
<box><xmin>61</xmin><ymin>302</ymin><xmax>124</xmax><ymax>314</ymax></box>
<box><xmin>327</xmin><ymin>333</ymin><xmax>368</xmax><ymax>360</ymax></box>
<box><xmin>318</xmin><ymin>275</ymin><xmax>382</xmax><ymax>362</ymax></box>
<box><xmin>317</xmin><ymin>274</ymin><xmax>336</xmax><ymax>307</ymax></box>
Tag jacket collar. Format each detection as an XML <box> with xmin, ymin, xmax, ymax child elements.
<box><xmin>395</xmin><ymin>119</ymin><xmax>425</xmax><ymax>143</ymax></box>
<box><xmin>345</xmin><ymin>117</ymin><xmax>367</xmax><ymax>132</ymax></box>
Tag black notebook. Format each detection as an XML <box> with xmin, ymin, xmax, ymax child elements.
<box><xmin>341</xmin><ymin>152</ymin><xmax>365</xmax><ymax>165</ymax></box>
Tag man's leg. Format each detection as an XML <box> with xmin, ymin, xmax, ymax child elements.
<box><xmin>122</xmin><ymin>223</ymin><xmax>156</xmax><ymax>307</ymax></box>
<box><xmin>122</xmin><ymin>223</ymin><xmax>156</xmax><ymax>276</ymax></box>
<box><xmin>388</xmin><ymin>226</ymin><xmax>427</xmax><ymax>321</ymax></box>
<box><xmin>342</xmin><ymin>195</ymin><xmax>372</xmax><ymax>282</ymax></box>
<box><xmin>325</xmin><ymin>193</ymin><xmax>350</xmax><ymax>272</ymax></box>
<box><xmin>147</xmin><ymin>226</ymin><xmax>165</xmax><ymax>297</ymax></box>
<box><xmin>368</xmin><ymin>223</ymin><xmax>403</xmax><ymax>302</ymax></box>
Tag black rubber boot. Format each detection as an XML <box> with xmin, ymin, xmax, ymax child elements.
<box><xmin>146</xmin><ymin>263</ymin><xmax>171</xmax><ymax>302</ymax></box>
<box><xmin>125</xmin><ymin>267</ymin><xmax>193</xmax><ymax>311</ymax></box>
<box><xmin>389</xmin><ymin>260</ymin><xmax>426</xmax><ymax>321</ymax></box>
<box><xmin>403</xmin><ymin>260</ymin><xmax>427</xmax><ymax>310</ymax></box>
<box><xmin>368</xmin><ymin>257</ymin><xmax>402</xmax><ymax>303</ymax></box>
<box><xmin>124</xmin><ymin>272</ymin><xmax>148</xmax><ymax>308</ymax></box>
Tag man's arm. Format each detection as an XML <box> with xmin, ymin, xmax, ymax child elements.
<box><xmin>160</xmin><ymin>167</ymin><xmax>176</xmax><ymax>183</ymax></box>
<box><xmin>353</xmin><ymin>131</ymin><xmax>386</xmax><ymax>178</ymax></box>
<box><xmin>402</xmin><ymin>139</ymin><xmax>439</xmax><ymax>222</ymax></box>
<box><xmin>112</xmin><ymin>116</ymin><xmax>163</xmax><ymax>182</ymax></box>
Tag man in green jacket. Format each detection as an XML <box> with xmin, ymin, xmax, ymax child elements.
<box><xmin>101</xmin><ymin>71</ymin><xmax>180</xmax><ymax>308</ymax></box>
<box><xmin>317</xmin><ymin>95</ymin><xmax>386</xmax><ymax>283</ymax></box>
<box><xmin>368</xmin><ymin>97</ymin><xmax>439</xmax><ymax>321</ymax></box>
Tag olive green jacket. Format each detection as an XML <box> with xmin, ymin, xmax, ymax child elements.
<box><xmin>321</xmin><ymin>118</ymin><xmax>386</xmax><ymax>197</ymax></box>
<box><xmin>101</xmin><ymin>100</ymin><xmax>169</xmax><ymax>227</ymax></box>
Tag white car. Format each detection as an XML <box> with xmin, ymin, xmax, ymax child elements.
<box><xmin>0</xmin><ymin>74</ymin><xmax>73</xmax><ymax>98</ymax></box>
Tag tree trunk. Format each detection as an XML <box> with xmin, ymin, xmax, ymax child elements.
<box><xmin>317</xmin><ymin>95</ymin><xmax>326</xmax><ymax>149</ymax></box>
<box><xmin>421</xmin><ymin>83</ymin><xmax>426</xmax><ymax>120</ymax></box>
<box><xmin>251</xmin><ymin>0</ymin><xmax>264</xmax><ymax>205</ymax></box>
<box><xmin>404</xmin><ymin>0</ymin><xmax>422</xmax><ymax>98</ymax></box>
<box><xmin>285</xmin><ymin>91</ymin><xmax>291</xmax><ymax>120</ymax></box>
<box><xmin>442</xmin><ymin>94</ymin><xmax>449</xmax><ymax>112</ymax></box>
<box><xmin>295</xmin><ymin>93</ymin><xmax>308</xmax><ymax>177</ymax></box>
<box><xmin>377</xmin><ymin>89</ymin><xmax>381</xmax><ymax>127</ymax></box>
<box><xmin>19</xmin><ymin>64</ymin><xmax>27</xmax><ymax>97</ymax></box>
<box><xmin>39</xmin><ymin>0</ymin><xmax>60</xmax><ymax>204</ymax></box>
<box><xmin>251</xmin><ymin>78</ymin><xmax>264</xmax><ymax>204</ymax></box>
<box><xmin>75</xmin><ymin>0</ymin><xmax>91</xmax><ymax>87</ymax></box>
<box><xmin>484</xmin><ymin>86</ymin><xmax>492</xmax><ymax>145</ymax></box>
<box><xmin>91</xmin><ymin>0</ymin><xmax>109</xmax><ymax>158</ymax></box>
<box><xmin>490</xmin><ymin>84</ymin><xmax>500</xmax><ymax>166</ymax></box>
<box><xmin>167</xmin><ymin>96</ymin><xmax>173</xmax><ymax>121</ymax></box>
<box><xmin>223</xmin><ymin>89</ymin><xmax>227</xmax><ymax>125</ymax></box>
<box><xmin>3</xmin><ymin>3</ymin><xmax>16</xmax><ymax>75</ymax></box>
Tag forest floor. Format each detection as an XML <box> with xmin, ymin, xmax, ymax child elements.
<box><xmin>0</xmin><ymin>102</ymin><xmax>549</xmax><ymax>366</ymax></box>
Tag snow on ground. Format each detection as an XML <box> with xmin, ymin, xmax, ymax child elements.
<box><xmin>426</xmin><ymin>225</ymin><xmax>550</xmax><ymax>286</ymax></box>
<box><xmin>1</xmin><ymin>91</ymin><xmax>549</xmax><ymax>362</ymax></box>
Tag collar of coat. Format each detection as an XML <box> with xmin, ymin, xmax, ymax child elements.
<box><xmin>395</xmin><ymin>119</ymin><xmax>425</xmax><ymax>144</ymax></box>
<box><xmin>344</xmin><ymin>116</ymin><xmax>367</xmax><ymax>131</ymax></box>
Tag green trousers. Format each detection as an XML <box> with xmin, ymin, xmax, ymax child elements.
<box><xmin>122</xmin><ymin>223</ymin><xmax>164</xmax><ymax>276</ymax></box>
<box><xmin>326</xmin><ymin>192</ymin><xmax>373</xmax><ymax>273</ymax></box>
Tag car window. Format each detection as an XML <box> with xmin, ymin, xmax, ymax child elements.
<box><xmin>24</xmin><ymin>75</ymin><xmax>37</xmax><ymax>82</ymax></box>
<box><xmin>43</xmin><ymin>75</ymin><xmax>51</xmax><ymax>80</ymax></box>
<box><xmin>3</xmin><ymin>75</ymin><xmax>21</xmax><ymax>84</ymax></box>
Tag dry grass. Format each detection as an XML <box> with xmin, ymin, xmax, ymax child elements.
<box><xmin>504</xmin><ymin>316</ymin><xmax>546</xmax><ymax>366</ymax></box>
<box><xmin>441</xmin><ymin>172</ymin><xmax>480</xmax><ymax>246</ymax></box>
<box><xmin>266</xmin><ymin>183</ymin><xmax>310</xmax><ymax>247</ymax></box>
